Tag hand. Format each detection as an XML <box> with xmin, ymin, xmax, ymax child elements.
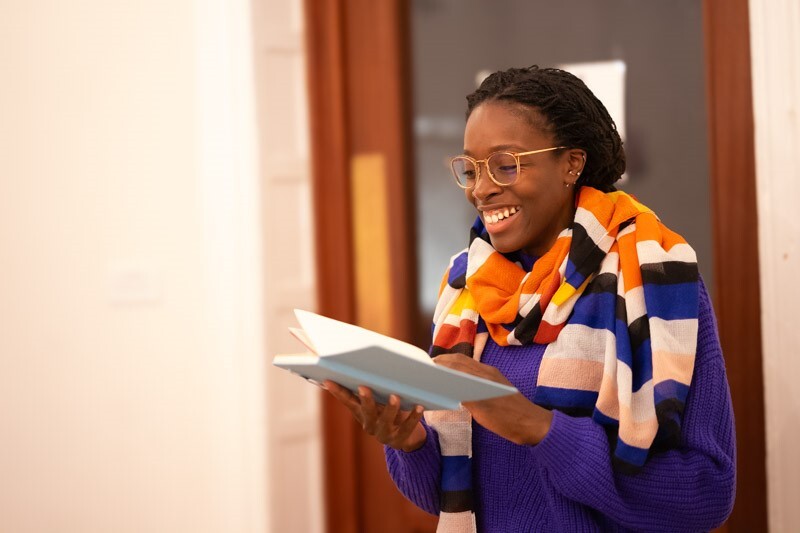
<box><xmin>324</xmin><ymin>381</ymin><xmax>427</xmax><ymax>452</ymax></box>
<box><xmin>433</xmin><ymin>353</ymin><xmax>553</xmax><ymax>446</ymax></box>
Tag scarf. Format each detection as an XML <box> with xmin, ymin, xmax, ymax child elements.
<box><xmin>424</xmin><ymin>187</ymin><xmax>699</xmax><ymax>531</ymax></box>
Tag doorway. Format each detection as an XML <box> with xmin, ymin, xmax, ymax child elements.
<box><xmin>305</xmin><ymin>1</ymin><xmax>765</xmax><ymax>531</ymax></box>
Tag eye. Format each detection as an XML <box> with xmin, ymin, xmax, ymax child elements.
<box><xmin>496</xmin><ymin>165</ymin><xmax>517</xmax><ymax>174</ymax></box>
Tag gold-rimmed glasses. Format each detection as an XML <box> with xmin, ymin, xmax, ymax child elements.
<box><xmin>449</xmin><ymin>146</ymin><xmax>566</xmax><ymax>189</ymax></box>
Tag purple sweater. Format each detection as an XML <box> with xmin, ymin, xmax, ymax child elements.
<box><xmin>385</xmin><ymin>281</ymin><xmax>736</xmax><ymax>532</ymax></box>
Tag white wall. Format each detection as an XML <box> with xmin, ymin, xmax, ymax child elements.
<box><xmin>0</xmin><ymin>1</ymin><xmax>268</xmax><ymax>532</ymax></box>
<box><xmin>251</xmin><ymin>0</ymin><xmax>324</xmax><ymax>531</ymax></box>
<box><xmin>749</xmin><ymin>0</ymin><xmax>800</xmax><ymax>531</ymax></box>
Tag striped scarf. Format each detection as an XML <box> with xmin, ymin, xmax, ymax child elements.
<box><xmin>424</xmin><ymin>187</ymin><xmax>699</xmax><ymax>531</ymax></box>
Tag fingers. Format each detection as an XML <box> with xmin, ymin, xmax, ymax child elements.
<box><xmin>324</xmin><ymin>381</ymin><xmax>361</xmax><ymax>412</ymax></box>
<box><xmin>433</xmin><ymin>353</ymin><xmax>485</xmax><ymax>379</ymax></box>
<box><xmin>326</xmin><ymin>383</ymin><xmax>387</xmax><ymax>432</ymax></box>
<box><xmin>358</xmin><ymin>386</ymin><xmax>379</xmax><ymax>433</ymax></box>
<box><xmin>433</xmin><ymin>353</ymin><xmax>508</xmax><ymax>384</ymax></box>
<box><xmin>374</xmin><ymin>394</ymin><xmax>401</xmax><ymax>441</ymax></box>
<box><xmin>432</xmin><ymin>352</ymin><xmax>474</xmax><ymax>370</ymax></box>
<box><xmin>324</xmin><ymin>382</ymin><xmax>426</xmax><ymax>449</ymax></box>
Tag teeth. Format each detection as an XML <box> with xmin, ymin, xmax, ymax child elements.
<box><xmin>484</xmin><ymin>207</ymin><xmax>520</xmax><ymax>225</ymax></box>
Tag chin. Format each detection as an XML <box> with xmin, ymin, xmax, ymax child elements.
<box><xmin>488</xmin><ymin>236</ymin><xmax>521</xmax><ymax>254</ymax></box>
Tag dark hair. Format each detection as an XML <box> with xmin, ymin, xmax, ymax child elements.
<box><xmin>466</xmin><ymin>65</ymin><xmax>625</xmax><ymax>192</ymax></box>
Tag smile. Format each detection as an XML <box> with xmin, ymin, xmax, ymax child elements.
<box><xmin>483</xmin><ymin>206</ymin><xmax>521</xmax><ymax>226</ymax></box>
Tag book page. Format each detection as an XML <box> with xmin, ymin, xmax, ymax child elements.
<box><xmin>293</xmin><ymin>309</ymin><xmax>433</xmax><ymax>365</ymax></box>
<box><xmin>289</xmin><ymin>327</ymin><xmax>317</xmax><ymax>354</ymax></box>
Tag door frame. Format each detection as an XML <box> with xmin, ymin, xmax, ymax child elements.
<box><xmin>704</xmin><ymin>0</ymin><xmax>767</xmax><ymax>530</ymax></box>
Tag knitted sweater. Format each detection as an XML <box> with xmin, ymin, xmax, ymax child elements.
<box><xmin>385</xmin><ymin>280</ymin><xmax>736</xmax><ymax>532</ymax></box>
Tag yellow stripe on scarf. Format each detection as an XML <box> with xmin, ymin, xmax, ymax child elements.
<box><xmin>449</xmin><ymin>291</ymin><xmax>477</xmax><ymax>317</ymax></box>
<box><xmin>551</xmin><ymin>275</ymin><xmax>593</xmax><ymax>306</ymax></box>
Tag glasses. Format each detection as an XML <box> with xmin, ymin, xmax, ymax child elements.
<box><xmin>450</xmin><ymin>146</ymin><xmax>566</xmax><ymax>189</ymax></box>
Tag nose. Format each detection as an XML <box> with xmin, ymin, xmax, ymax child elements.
<box><xmin>470</xmin><ymin>162</ymin><xmax>503</xmax><ymax>201</ymax></box>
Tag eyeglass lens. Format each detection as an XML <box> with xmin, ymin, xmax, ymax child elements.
<box><xmin>451</xmin><ymin>152</ymin><xmax>519</xmax><ymax>187</ymax></box>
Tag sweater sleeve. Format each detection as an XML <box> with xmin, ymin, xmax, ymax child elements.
<box><xmin>383</xmin><ymin>420</ymin><xmax>442</xmax><ymax>515</ymax></box>
<box><xmin>530</xmin><ymin>282</ymin><xmax>736</xmax><ymax>532</ymax></box>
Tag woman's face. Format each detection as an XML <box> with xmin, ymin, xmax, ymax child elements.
<box><xmin>462</xmin><ymin>101</ymin><xmax>582</xmax><ymax>257</ymax></box>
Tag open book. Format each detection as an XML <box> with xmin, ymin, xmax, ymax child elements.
<box><xmin>272</xmin><ymin>310</ymin><xmax>518</xmax><ymax>411</ymax></box>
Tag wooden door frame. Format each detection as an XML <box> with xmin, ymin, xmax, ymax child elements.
<box><xmin>303</xmin><ymin>2</ymin><xmax>359</xmax><ymax>532</ymax></box>
<box><xmin>304</xmin><ymin>1</ymin><xmax>768</xmax><ymax>531</ymax></box>
<box><xmin>304</xmin><ymin>1</ymin><xmax>432</xmax><ymax>532</ymax></box>
<box><xmin>703</xmin><ymin>0</ymin><xmax>767</xmax><ymax>530</ymax></box>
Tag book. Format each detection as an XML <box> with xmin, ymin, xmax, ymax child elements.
<box><xmin>272</xmin><ymin>310</ymin><xmax>518</xmax><ymax>411</ymax></box>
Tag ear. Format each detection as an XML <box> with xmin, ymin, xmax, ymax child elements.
<box><xmin>564</xmin><ymin>149</ymin><xmax>587</xmax><ymax>184</ymax></box>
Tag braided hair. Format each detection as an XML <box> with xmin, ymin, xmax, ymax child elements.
<box><xmin>466</xmin><ymin>65</ymin><xmax>625</xmax><ymax>192</ymax></box>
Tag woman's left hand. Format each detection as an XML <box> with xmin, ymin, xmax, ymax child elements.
<box><xmin>433</xmin><ymin>352</ymin><xmax>553</xmax><ymax>446</ymax></box>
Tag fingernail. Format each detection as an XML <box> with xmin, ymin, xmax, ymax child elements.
<box><xmin>358</xmin><ymin>386</ymin><xmax>366</xmax><ymax>397</ymax></box>
<box><xmin>415</xmin><ymin>405</ymin><xmax>423</xmax><ymax>414</ymax></box>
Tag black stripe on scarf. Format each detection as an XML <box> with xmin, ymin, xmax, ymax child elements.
<box><xmin>430</xmin><ymin>342</ymin><xmax>474</xmax><ymax>358</ymax></box>
<box><xmin>441</xmin><ymin>489</ymin><xmax>474</xmax><ymax>513</ymax></box>
<box><xmin>654</xmin><ymin>397</ymin><xmax>686</xmax><ymax>449</ymax></box>
<box><xmin>450</xmin><ymin>271</ymin><xmax>467</xmax><ymax>290</ymax></box>
<box><xmin>513</xmin><ymin>304</ymin><xmax>543</xmax><ymax>345</ymax></box>
<box><xmin>568</xmin><ymin>223</ymin><xmax>609</xmax><ymax>280</ymax></box>
<box><xmin>585</xmin><ymin>272</ymin><xmax>617</xmax><ymax>295</ymax></box>
<box><xmin>641</xmin><ymin>261</ymin><xmax>699</xmax><ymax>285</ymax></box>
<box><xmin>628</xmin><ymin>315</ymin><xmax>651</xmax><ymax>355</ymax></box>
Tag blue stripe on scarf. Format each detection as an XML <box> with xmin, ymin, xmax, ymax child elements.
<box><xmin>449</xmin><ymin>252</ymin><xmax>469</xmax><ymax>287</ymax></box>
<box><xmin>614</xmin><ymin>318</ymin><xmax>633</xmax><ymax>366</ymax></box>
<box><xmin>654</xmin><ymin>379</ymin><xmax>691</xmax><ymax>405</ymax></box>
<box><xmin>592</xmin><ymin>407</ymin><xmax>618</xmax><ymax>427</ymax></box>
<box><xmin>642</xmin><ymin>282</ymin><xmax>699</xmax><ymax>320</ymax></box>
<box><xmin>615</xmin><ymin>438</ymin><xmax>650</xmax><ymax>467</ymax></box>
<box><xmin>565</xmin><ymin>258</ymin><xmax>590</xmax><ymax>287</ymax></box>
<box><xmin>570</xmin><ymin>290</ymin><xmax>617</xmax><ymax>331</ymax></box>
<box><xmin>631</xmin><ymin>338</ymin><xmax>653</xmax><ymax>391</ymax></box>
<box><xmin>441</xmin><ymin>455</ymin><xmax>472</xmax><ymax>491</ymax></box>
<box><xmin>535</xmin><ymin>386</ymin><xmax>598</xmax><ymax>410</ymax></box>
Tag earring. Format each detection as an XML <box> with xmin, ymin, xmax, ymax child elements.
<box><xmin>568</xmin><ymin>170</ymin><xmax>577</xmax><ymax>176</ymax></box>
<box><xmin>565</xmin><ymin>183</ymin><xmax>571</xmax><ymax>188</ymax></box>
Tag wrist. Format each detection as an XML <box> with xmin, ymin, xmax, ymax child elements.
<box><xmin>521</xmin><ymin>408</ymin><xmax>553</xmax><ymax>446</ymax></box>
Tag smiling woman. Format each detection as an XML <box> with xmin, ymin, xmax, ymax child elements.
<box><xmin>325</xmin><ymin>66</ymin><xmax>736</xmax><ymax>532</ymax></box>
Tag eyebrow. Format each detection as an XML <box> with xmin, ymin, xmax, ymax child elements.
<box><xmin>463</xmin><ymin>144</ymin><xmax>526</xmax><ymax>156</ymax></box>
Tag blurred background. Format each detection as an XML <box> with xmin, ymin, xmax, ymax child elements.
<box><xmin>1</xmin><ymin>0</ymin><xmax>797</xmax><ymax>532</ymax></box>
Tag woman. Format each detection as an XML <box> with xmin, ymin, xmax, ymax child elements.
<box><xmin>326</xmin><ymin>66</ymin><xmax>735</xmax><ymax>532</ymax></box>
